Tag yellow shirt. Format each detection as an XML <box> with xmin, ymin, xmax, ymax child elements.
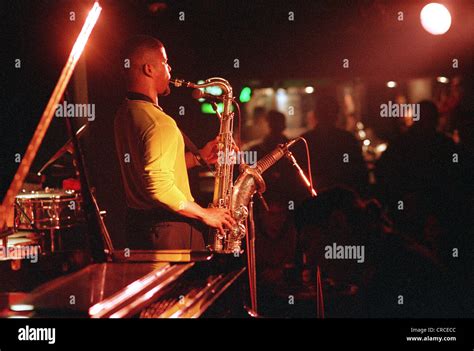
<box><xmin>114</xmin><ymin>99</ymin><xmax>194</xmax><ymax>212</ymax></box>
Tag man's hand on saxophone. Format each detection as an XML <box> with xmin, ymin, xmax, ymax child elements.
<box><xmin>199</xmin><ymin>136</ymin><xmax>219</xmax><ymax>165</ymax></box>
<box><xmin>201</xmin><ymin>208</ymin><xmax>236</xmax><ymax>236</ymax></box>
<box><xmin>175</xmin><ymin>200</ymin><xmax>236</xmax><ymax>236</ymax></box>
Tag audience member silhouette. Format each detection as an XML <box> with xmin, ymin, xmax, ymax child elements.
<box><xmin>296</xmin><ymin>95</ymin><xmax>368</xmax><ymax>196</ymax></box>
<box><xmin>375</xmin><ymin>100</ymin><xmax>462</xmax><ymax>243</ymax></box>
<box><xmin>252</xmin><ymin>110</ymin><xmax>307</xmax><ymax>203</ymax></box>
<box><xmin>293</xmin><ymin>186</ymin><xmax>465</xmax><ymax>318</ymax></box>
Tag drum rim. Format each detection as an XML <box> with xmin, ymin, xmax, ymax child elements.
<box><xmin>16</xmin><ymin>190</ymin><xmax>79</xmax><ymax>200</ymax></box>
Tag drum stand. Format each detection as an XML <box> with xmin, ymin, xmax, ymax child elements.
<box><xmin>13</xmin><ymin>200</ymin><xmax>61</xmax><ymax>254</ymax></box>
<box><xmin>47</xmin><ymin>228</ymin><xmax>62</xmax><ymax>253</ymax></box>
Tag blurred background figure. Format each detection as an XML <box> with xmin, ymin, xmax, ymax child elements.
<box><xmin>438</xmin><ymin>76</ymin><xmax>466</xmax><ymax>134</ymax></box>
<box><xmin>251</xmin><ymin>110</ymin><xmax>308</xmax><ymax>204</ymax></box>
<box><xmin>253</xmin><ymin>110</ymin><xmax>289</xmax><ymax>154</ymax></box>
<box><xmin>254</xmin><ymin>193</ymin><xmax>298</xmax><ymax>317</ymax></box>
<box><xmin>375</xmin><ymin>100</ymin><xmax>474</xmax><ymax>313</ymax></box>
<box><xmin>375</xmin><ymin>100</ymin><xmax>461</xmax><ymax>244</ymax></box>
<box><xmin>242</xmin><ymin>106</ymin><xmax>270</xmax><ymax>150</ymax></box>
<box><xmin>294</xmin><ymin>186</ymin><xmax>465</xmax><ymax>318</ymax></box>
<box><xmin>296</xmin><ymin>95</ymin><xmax>369</xmax><ymax>196</ymax></box>
<box><xmin>255</xmin><ymin>194</ymin><xmax>297</xmax><ymax>287</ymax></box>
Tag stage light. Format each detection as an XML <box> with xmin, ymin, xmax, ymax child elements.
<box><xmin>420</xmin><ymin>3</ymin><xmax>451</xmax><ymax>35</ymax></box>
<box><xmin>386</xmin><ymin>81</ymin><xmax>397</xmax><ymax>88</ymax></box>
<box><xmin>376</xmin><ymin>143</ymin><xmax>388</xmax><ymax>153</ymax></box>
<box><xmin>437</xmin><ymin>76</ymin><xmax>449</xmax><ymax>83</ymax></box>
<box><xmin>202</xmin><ymin>102</ymin><xmax>221</xmax><ymax>114</ymax></box>
<box><xmin>239</xmin><ymin>87</ymin><xmax>252</xmax><ymax>102</ymax></box>
<box><xmin>206</xmin><ymin>86</ymin><xmax>223</xmax><ymax>96</ymax></box>
<box><xmin>201</xmin><ymin>103</ymin><xmax>234</xmax><ymax>114</ymax></box>
<box><xmin>8</xmin><ymin>316</ymin><xmax>29</xmax><ymax>319</ymax></box>
<box><xmin>70</xmin><ymin>2</ymin><xmax>102</xmax><ymax>61</ymax></box>
<box><xmin>276</xmin><ymin>88</ymin><xmax>288</xmax><ymax>110</ymax></box>
<box><xmin>363</xmin><ymin>139</ymin><xmax>371</xmax><ymax>146</ymax></box>
<box><xmin>10</xmin><ymin>304</ymin><xmax>34</xmax><ymax>312</ymax></box>
<box><xmin>305</xmin><ymin>86</ymin><xmax>314</xmax><ymax>94</ymax></box>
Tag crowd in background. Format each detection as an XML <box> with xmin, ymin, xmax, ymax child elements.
<box><xmin>242</xmin><ymin>78</ymin><xmax>474</xmax><ymax>318</ymax></box>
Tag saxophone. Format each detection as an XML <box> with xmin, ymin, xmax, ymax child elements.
<box><xmin>170</xmin><ymin>78</ymin><xmax>290</xmax><ymax>254</ymax></box>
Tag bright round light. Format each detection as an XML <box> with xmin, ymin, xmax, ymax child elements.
<box><xmin>387</xmin><ymin>81</ymin><xmax>397</xmax><ymax>88</ymax></box>
<box><xmin>420</xmin><ymin>3</ymin><xmax>452</xmax><ymax>35</ymax></box>
<box><xmin>363</xmin><ymin>139</ymin><xmax>371</xmax><ymax>146</ymax></box>
<box><xmin>305</xmin><ymin>86</ymin><xmax>314</xmax><ymax>94</ymax></box>
<box><xmin>437</xmin><ymin>76</ymin><xmax>449</xmax><ymax>83</ymax></box>
<box><xmin>376</xmin><ymin>143</ymin><xmax>387</xmax><ymax>153</ymax></box>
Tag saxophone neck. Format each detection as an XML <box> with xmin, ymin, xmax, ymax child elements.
<box><xmin>170</xmin><ymin>77</ymin><xmax>233</xmax><ymax>98</ymax></box>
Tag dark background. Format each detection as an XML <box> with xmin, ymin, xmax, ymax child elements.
<box><xmin>1</xmin><ymin>0</ymin><xmax>473</xmax><ymax>247</ymax></box>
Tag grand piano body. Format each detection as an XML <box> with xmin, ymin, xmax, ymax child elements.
<box><xmin>1</xmin><ymin>250</ymin><xmax>247</xmax><ymax>318</ymax></box>
<box><xmin>0</xmin><ymin>140</ymin><xmax>248</xmax><ymax>318</ymax></box>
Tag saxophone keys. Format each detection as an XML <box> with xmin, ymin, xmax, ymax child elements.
<box><xmin>233</xmin><ymin>205</ymin><xmax>248</xmax><ymax>221</ymax></box>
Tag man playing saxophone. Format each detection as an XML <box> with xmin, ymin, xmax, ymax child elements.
<box><xmin>114</xmin><ymin>35</ymin><xmax>235</xmax><ymax>250</ymax></box>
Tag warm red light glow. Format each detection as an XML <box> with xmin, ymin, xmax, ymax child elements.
<box><xmin>71</xmin><ymin>2</ymin><xmax>102</xmax><ymax>61</ymax></box>
<box><xmin>420</xmin><ymin>3</ymin><xmax>452</xmax><ymax>35</ymax></box>
<box><xmin>0</xmin><ymin>2</ymin><xmax>102</xmax><ymax>229</ymax></box>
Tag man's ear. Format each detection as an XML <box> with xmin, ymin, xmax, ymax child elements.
<box><xmin>142</xmin><ymin>63</ymin><xmax>154</xmax><ymax>78</ymax></box>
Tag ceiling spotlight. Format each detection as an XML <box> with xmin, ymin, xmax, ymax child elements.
<box><xmin>437</xmin><ymin>76</ymin><xmax>449</xmax><ymax>83</ymax></box>
<box><xmin>420</xmin><ymin>3</ymin><xmax>452</xmax><ymax>35</ymax></box>
<box><xmin>376</xmin><ymin>143</ymin><xmax>388</xmax><ymax>153</ymax></box>
<box><xmin>386</xmin><ymin>81</ymin><xmax>397</xmax><ymax>88</ymax></box>
<box><xmin>305</xmin><ymin>86</ymin><xmax>315</xmax><ymax>94</ymax></box>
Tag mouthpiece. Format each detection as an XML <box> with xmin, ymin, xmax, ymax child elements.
<box><xmin>169</xmin><ymin>78</ymin><xmax>196</xmax><ymax>88</ymax></box>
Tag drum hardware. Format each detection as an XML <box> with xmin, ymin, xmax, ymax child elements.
<box><xmin>14</xmin><ymin>189</ymin><xmax>84</xmax><ymax>230</ymax></box>
<box><xmin>13</xmin><ymin>189</ymin><xmax>84</xmax><ymax>253</ymax></box>
<box><xmin>14</xmin><ymin>199</ymin><xmax>39</xmax><ymax>231</ymax></box>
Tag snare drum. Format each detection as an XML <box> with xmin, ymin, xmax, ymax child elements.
<box><xmin>14</xmin><ymin>189</ymin><xmax>83</xmax><ymax>230</ymax></box>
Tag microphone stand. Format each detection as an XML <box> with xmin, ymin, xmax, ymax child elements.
<box><xmin>284</xmin><ymin>147</ymin><xmax>320</xmax><ymax>316</ymax></box>
<box><xmin>245</xmin><ymin>195</ymin><xmax>258</xmax><ymax>317</ymax></box>
<box><xmin>37</xmin><ymin>123</ymin><xmax>88</xmax><ymax>176</ymax></box>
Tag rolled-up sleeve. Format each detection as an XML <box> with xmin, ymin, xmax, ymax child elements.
<box><xmin>141</xmin><ymin>122</ymin><xmax>188</xmax><ymax>211</ymax></box>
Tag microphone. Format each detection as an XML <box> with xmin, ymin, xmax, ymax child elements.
<box><xmin>255</xmin><ymin>138</ymin><xmax>299</xmax><ymax>174</ymax></box>
<box><xmin>192</xmin><ymin>89</ymin><xmax>224</xmax><ymax>101</ymax></box>
<box><xmin>281</xmin><ymin>138</ymin><xmax>299</xmax><ymax>149</ymax></box>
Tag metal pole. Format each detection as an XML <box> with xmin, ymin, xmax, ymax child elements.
<box><xmin>246</xmin><ymin>196</ymin><xmax>258</xmax><ymax>316</ymax></box>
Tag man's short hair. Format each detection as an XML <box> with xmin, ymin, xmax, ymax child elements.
<box><xmin>121</xmin><ymin>35</ymin><xmax>164</xmax><ymax>68</ymax></box>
